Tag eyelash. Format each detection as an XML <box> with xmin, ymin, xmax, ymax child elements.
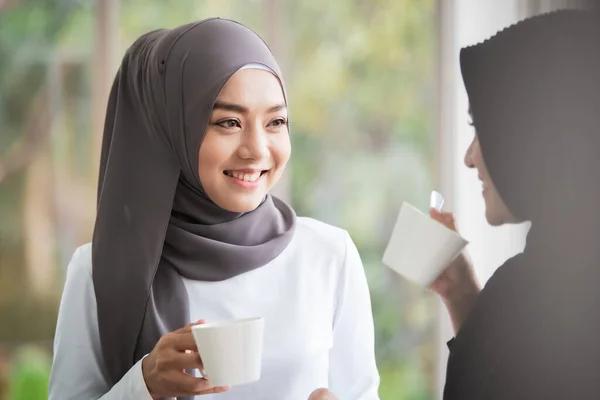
<box><xmin>216</xmin><ymin>118</ymin><xmax>288</xmax><ymax>130</ymax></box>
<box><xmin>270</xmin><ymin>118</ymin><xmax>288</xmax><ymax>128</ymax></box>
<box><xmin>217</xmin><ymin>119</ymin><xmax>241</xmax><ymax>129</ymax></box>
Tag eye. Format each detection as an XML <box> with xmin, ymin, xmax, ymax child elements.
<box><xmin>217</xmin><ymin>119</ymin><xmax>241</xmax><ymax>129</ymax></box>
<box><xmin>268</xmin><ymin>118</ymin><xmax>288</xmax><ymax>128</ymax></box>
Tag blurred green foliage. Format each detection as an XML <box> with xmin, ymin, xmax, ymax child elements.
<box><xmin>8</xmin><ymin>346</ymin><xmax>51</xmax><ymax>400</ymax></box>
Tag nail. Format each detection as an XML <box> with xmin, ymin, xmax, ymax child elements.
<box><xmin>430</xmin><ymin>190</ymin><xmax>445</xmax><ymax>212</ymax></box>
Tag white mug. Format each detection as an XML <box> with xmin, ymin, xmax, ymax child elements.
<box><xmin>382</xmin><ymin>202</ymin><xmax>468</xmax><ymax>287</ymax></box>
<box><xmin>191</xmin><ymin>317</ymin><xmax>264</xmax><ymax>387</ymax></box>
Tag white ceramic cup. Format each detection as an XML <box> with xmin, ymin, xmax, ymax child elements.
<box><xmin>382</xmin><ymin>202</ymin><xmax>469</xmax><ymax>287</ymax></box>
<box><xmin>191</xmin><ymin>317</ymin><xmax>264</xmax><ymax>387</ymax></box>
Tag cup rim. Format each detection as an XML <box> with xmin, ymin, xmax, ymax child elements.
<box><xmin>191</xmin><ymin>316</ymin><xmax>263</xmax><ymax>330</ymax></box>
<box><xmin>400</xmin><ymin>201</ymin><xmax>469</xmax><ymax>244</ymax></box>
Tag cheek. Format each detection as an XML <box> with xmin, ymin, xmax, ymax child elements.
<box><xmin>197</xmin><ymin>134</ymin><xmax>234</xmax><ymax>181</ymax></box>
<box><xmin>197</xmin><ymin>156</ymin><xmax>212</xmax><ymax>187</ymax></box>
<box><xmin>271</xmin><ymin>134</ymin><xmax>291</xmax><ymax>167</ymax></box>
<box><xmin>472</xmin><ymin>149</ymin><xmax>487</xmax><ymax>177</ymax></box>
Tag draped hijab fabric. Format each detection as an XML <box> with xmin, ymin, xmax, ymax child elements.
<box><xmin>92</xmin><ymin>18</ymin><xmax>296</xmax><ymax>394</ymax></box>
<box><xmin>444</xmin><ymin>9</ymin><xmax>600</xmax><ymax>399</ymax></box>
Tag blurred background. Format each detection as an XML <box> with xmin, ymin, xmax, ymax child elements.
<box><xmin>0</xmin><ymin>0</ymin><xmax>580</xmax><ymax>399</ymax></box>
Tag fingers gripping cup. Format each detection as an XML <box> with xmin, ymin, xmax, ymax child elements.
<box><xmin>382</xmin><ymin>192</ymin><xmax>468</xmax><ymax>287</ymax></box>
<box><xmin>191</xmin><ymin>317</ymin><xmax>264</xmax><ymax>387</ymax></box>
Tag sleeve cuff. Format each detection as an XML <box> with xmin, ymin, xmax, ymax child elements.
<box><xmin>122</xmin><ymin>356</ymin><xmax>154</xmax><ymax>400</ymax></box>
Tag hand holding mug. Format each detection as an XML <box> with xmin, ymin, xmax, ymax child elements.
<box><xmin>427</xmin><ymin>209</ymin><xmax>480</xmax><ymax>301</ymax></box>
<box><xmin>141</xmin><ymin>320</ymin><xmax>230</xmax><ymax>399</ymax></box>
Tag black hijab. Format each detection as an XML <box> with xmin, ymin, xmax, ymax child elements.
<box><xmin>92</xmin><ymin>18</ymin><xmax>296</xmax><ymax>391</ymax></box>
<box><xmin>445</xmin><ymin>9</ymin><xmax>600</xmax><ymax>399</ymax></box>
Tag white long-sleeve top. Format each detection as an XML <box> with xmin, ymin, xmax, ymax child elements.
<box><xmin>49</xmin><ymin>217</ymin><xmax>380</xmax><ymax>400</ymax></box>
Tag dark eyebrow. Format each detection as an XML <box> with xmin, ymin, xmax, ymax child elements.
<box><xmin>267</xmin><ymin>104</ymin><xmax>287</xmax><ymax>113</ymax></box>
<box><xmin>212</xmin><ymin>101</ymin><xmax>287</xmax><ymax>114</ymax></box>
<box><xmin>213</xmin><ymin>101</ymin><xmax>247</xmax><ymax>113</ymax></box>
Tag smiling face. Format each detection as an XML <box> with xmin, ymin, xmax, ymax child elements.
<box><xmin>464</xmin><ymin>110</ymin><xmax>518</xmax><ymax>226</ymax></box>
<box><xmin>197</xmin><ymin>68</ymin><xmax>290</xmax><ymax>213</ymax></box>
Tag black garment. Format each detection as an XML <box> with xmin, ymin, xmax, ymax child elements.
<box><xmin>445</xmin><ymin>9</ymin><xmax>600</xmax><ymax>399</ymax></box>
<box><xmin>444</xmin><ymin>238</ymin><xmax>600</xmax><ymax>399</ymax></box>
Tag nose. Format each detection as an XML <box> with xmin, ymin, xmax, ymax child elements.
<box><xmin>464</xmin><ymin>139</ymin><xmax>475</xmax><ymax>169</ymax></box>
<box><xmin>237</xmin><ymin>123</ymin><xmax>269</xmax><ymax>161</ymax></box>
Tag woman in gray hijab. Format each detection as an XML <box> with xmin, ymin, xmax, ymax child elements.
<box><xmin>429</xmin><ymin>8</ymin><xmax>600</xmax><ymax>399</ymax></box>
<box><xmin>49</xmin><ymin>18</ymin><xmax>379</xmax><ymax>400</ymax></box>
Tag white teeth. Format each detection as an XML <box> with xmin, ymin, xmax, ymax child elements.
<box><xmin>228</xmin><ymin>171</ymin><xmax>261</xmax><ymax>182</ymax></box>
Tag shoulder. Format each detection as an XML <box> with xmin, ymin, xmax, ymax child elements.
<box><xmin>294</xmin><ymin>217</ymin><xmax>354</xmax><ymax>262</ymax></box>
<box><xmin>64</xmin><ymin>242</ymin><xmax>93</xmax><ymax>280</ymax></box>
<box><xmin>296</xmin><ymin>216</ymin><xmax>349</xmax><ymax>248</ymax></box>
<box><xmin>297</xmin><ymin>216</ymin><xmax>347</xmax><ymax>237</ymax></box>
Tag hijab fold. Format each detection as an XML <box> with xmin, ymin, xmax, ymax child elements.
<box><xmin>92</xmin><ymin>19</ymin><xmax>296</xmax><ymax>395</ymax></box>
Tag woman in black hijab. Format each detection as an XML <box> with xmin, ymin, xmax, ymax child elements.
<box><xmin>49</xmin><ymin>18</ymin><xmax>379</xmax><ymax>400</ymax></box>
<box><xmin>430</xmin><ymin>8</ymin><xmax>600</xmax><ymax>399</ymax></box>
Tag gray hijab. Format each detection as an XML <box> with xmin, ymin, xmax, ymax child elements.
<box><xmin>92</xmin><ymin>18</ymin><xmax>296</xmax><ymax>390</ymax></box>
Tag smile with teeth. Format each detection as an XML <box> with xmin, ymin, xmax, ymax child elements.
<box><xmin>224</xmin><ymin>170</ymin><xmax>267</xmax><ymax>182</ymax></box>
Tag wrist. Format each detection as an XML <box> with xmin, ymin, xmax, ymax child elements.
<box><xmin>442</xmin><ymin>281</ymin><xmax>480</xmax><ymax>335</ymax></box>
<box><xmin>441</xmin><ymin>278</ymin><xmax>480</xmax><ymax>306</ymax></box>
<box><xmin>141</xmin><ymin>355</ymin><xmax>158</xmax><ymax>399</ymax></box>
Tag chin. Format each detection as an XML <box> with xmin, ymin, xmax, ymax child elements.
<box><xmin>220</xmin><ymin>196</ymin><xmax>265</xmax><ymax>213</ymax></box>
<box><xmin>486</xmin><ymin>218</ymin><xmax>504</xmax><ymax>227</ymax></box>
<box><xmin>485</xmin><ymin>210</ymin><xmax>504</xmax><ymax>227</ymax></box>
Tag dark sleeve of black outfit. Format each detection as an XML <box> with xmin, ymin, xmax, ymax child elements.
<box><xmin>442</xmin><ymin>259</ymin><xmax>600</xmax><ymax>400</ymax></box>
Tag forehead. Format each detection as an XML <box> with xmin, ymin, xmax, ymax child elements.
<box><xmin>216</xmin><ymin>69</ymin><xmax>286</xmax><ymax>105</ymax></box>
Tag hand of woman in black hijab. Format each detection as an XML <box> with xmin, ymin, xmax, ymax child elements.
<box><xmin>141</xmin><ymin>320</ymin><xmax>230</xmax><ymax>398</ymax></box>
<box><xmin>428</xmin><ymin>209</ymin><xmax>481</xmax><ymax>334</ymax></box>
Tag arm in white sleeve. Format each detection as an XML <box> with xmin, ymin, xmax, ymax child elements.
<box><xmin>49</xmin><ymin>245</ymin><xmax>153</xmax><ymax>400</ymax></box>
<box><xmin>328</xmin><ymin>232</ymin><xmax>381</xmax><ymax>399</ymax></box>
